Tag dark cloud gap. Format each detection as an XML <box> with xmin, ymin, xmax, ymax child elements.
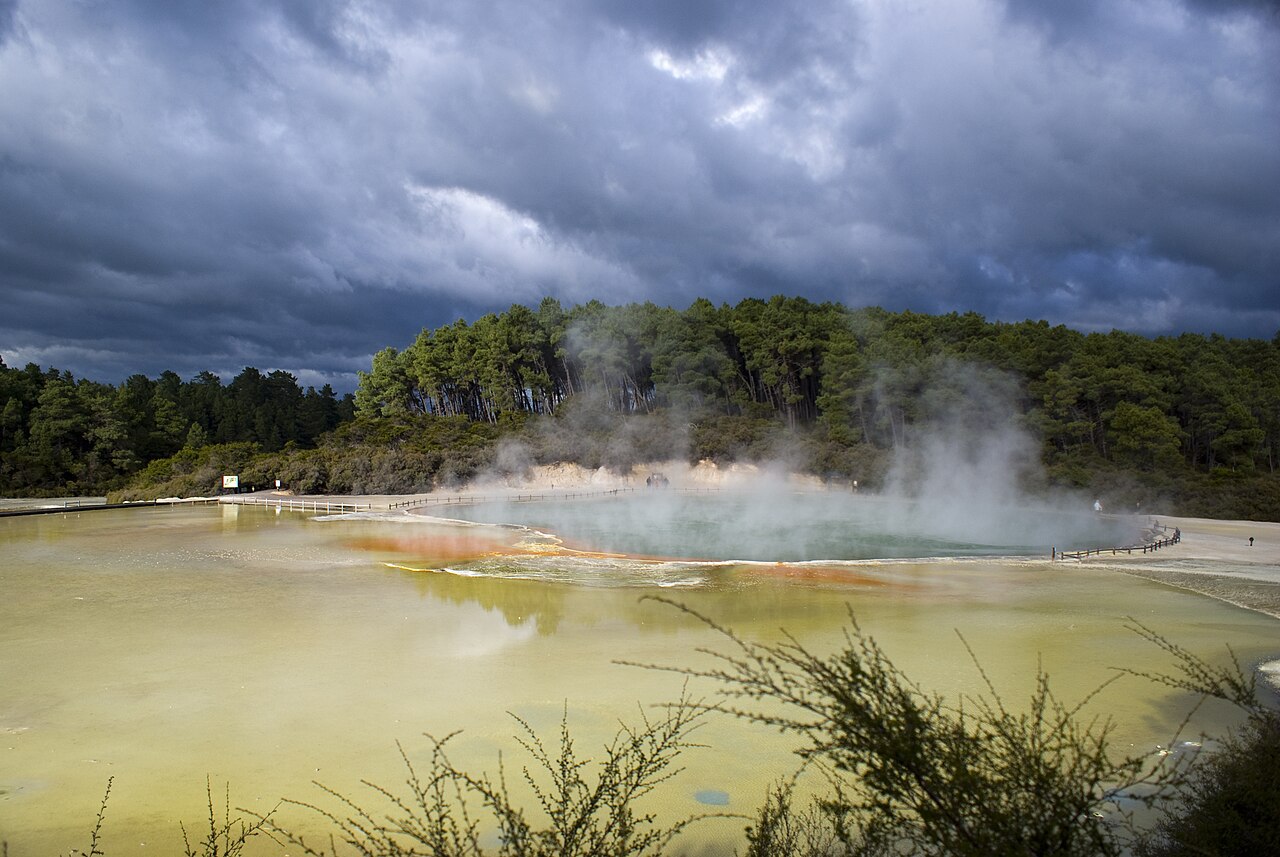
<box><xmin>584</xmin><ymin>0</ymin><xmax>741</xmax><ymax>49</ymax></box>
<box><xmin>0</xmin><ymin>0</ymin><xmax>16</xmax><ymax>44</ymax></box>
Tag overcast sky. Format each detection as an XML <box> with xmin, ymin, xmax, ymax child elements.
<box><xmin>1</xmin><ymin>0</ymin><xmax>1277</xmax><ymax>391</ymax></box>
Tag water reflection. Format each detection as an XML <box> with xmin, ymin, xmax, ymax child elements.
<box><xmin>404</xmin><ymin>572</ymin><xmax>570</xmax><ymax>635</ymax></box>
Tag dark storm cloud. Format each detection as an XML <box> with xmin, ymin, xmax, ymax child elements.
<box><xmin>0</xmin><ymin>1</ymin><xmax>15</xmax><ymax>44</ymax></box>
<box><xmin>1</xmin><ymin>0</ymin><xmax>1277</xmax><ymax>390</ymax></box>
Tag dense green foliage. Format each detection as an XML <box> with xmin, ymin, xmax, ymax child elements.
<box><xmin>356</xmin><ymin>298</ymin><xmax>1280</xmax><ymax>469</ymax></box>
<box><xmin>0</xmin><ymin>360</ymin><xmax>353</xmax><ymax>495</ymax></box>
<box><xmin>111</xmin><ymin>416</ymin><xmax>501</xmax><ymax>501</ymax></box>
<box><xmin>355</xmin><ymin>297</ymin><xmax>1280</xmax><ymax>518</ymax></box>
<box><xmin>8</xmin><ymin>296</ymin><xmax>1280</xmax><ymax>517</ymax></box>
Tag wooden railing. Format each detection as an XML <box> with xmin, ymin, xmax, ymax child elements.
<box><xmin>1054</xmin><ymin>526</ymin><xmax>1181</xmax><ymax>561</ymax></box>
<box><xmin>6</xmin><ymin>487</ymin><xmax>729</xmax><ymax>518</ymax></box>
<box><xmin>2</xmin><ymin>497</ymin><xmax>211</xmax><ymax>517</ymax></box>
<box><xmin>220</xmin><ymin>497</ymin><xmax>372</xmax><ymax>513</ymax></box>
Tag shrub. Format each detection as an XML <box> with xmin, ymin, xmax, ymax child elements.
<box><xmin>258</xmin><ymin>699</ymin><xmax>714</xmax><ymax>857</ymax></box>
<box><xmin>1135</xmin><ymin>712</ymin><xmax>1280</xmax><ymax>857</ymax></box>
<box><xmin>1125</xmin><ymin>626</ymin><xmax>1280</xmax><ymax>856</ymax></box>
<box><xmin>638</xmin><ymin>602</ymin><xmax>1226</xmax><ymax>857</ymax></box>
<box><xmin>33</xmin><ymin>612</ymin><xmax>1280</xmax><ymax>857</ymax></box>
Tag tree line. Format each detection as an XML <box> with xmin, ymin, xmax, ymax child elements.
<box><xmin>6</xmin><ymin>295</ymin><xmax>1279</xmax><ymax>511</ymax></box>
<box><xmin>0</xmin><ymin>360</ymin><xmax>354</xmax><ymax>495</ymax></box>
<box><xmin>357</xmin><ymin>296</ymin><xmax>1280</xmax><ymax>480</ymax></box>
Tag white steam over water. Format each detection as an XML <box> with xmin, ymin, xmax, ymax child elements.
<box><xmin>325</xmin><ymin>489</ymin><xmax>1139</xmax><ymax>582</ymax></box>
<box><xmin>877</xmin><ymin>359</ymin><xmax>1113</xmax><ymax>547</ymax></box>
<box><xmin>324</xmin><ymin>360</ymin><xmax>1143</xmax><ymax>580</ymax></box>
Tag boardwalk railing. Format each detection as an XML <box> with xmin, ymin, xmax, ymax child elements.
<box><xmin>220</xmin><ymin>497</ymin><xmax>372</xmax><ymax>513</ymax></box>
<box><xmin>10</xmin><ymin>485</ymin><xmax>725</xmax><ymax>518</ymax></box>
<box><xmin>1</xmin><ymin>497</ymin><xmax>215</xmax><ymax>517</ymax></box>
<box><xmin>1055</xmin><ymin>527</ymin><xmax>1181</xmax><ymax>561</ymax></box>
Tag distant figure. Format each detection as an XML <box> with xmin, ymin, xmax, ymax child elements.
<box><xmin>646</xmin><ymin>472</ymin><xmax>669</xmax><ymax>488</ymax></box>
<box><xmin>1093</xmin><ymin>499</ymin><xmax>1102</xmax><ymax>513</ymax></box>
<box><xmin>1250</xmin><ymin>537</ymin><xmax>1255</xmax><ymax>547</ymax></box>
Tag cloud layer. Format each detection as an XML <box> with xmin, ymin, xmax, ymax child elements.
<box><xmin>2</xmin><ymin>0</ymin><xmax>1277</xmax><ymax>388</ymax></box>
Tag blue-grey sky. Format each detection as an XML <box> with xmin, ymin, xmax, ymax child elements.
<box><xmin>1</xmin><ymin>0</ymin><xmax>1277</xmax><ymax>391</ymax></box>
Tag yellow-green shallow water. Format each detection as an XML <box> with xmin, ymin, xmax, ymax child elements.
<box><xmin>1</xmin><ymin>503</ymin><xmax>1277</xmax><ymax>855</ymax></box>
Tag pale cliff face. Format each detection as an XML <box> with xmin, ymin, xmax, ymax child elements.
<box><xmin>504</xmin><ymin>460</ymin><xmax>826</xmax><ymax>491</ymax></box>
<box><xmin>474</xmin><ymin>459</ymin><xmax>825</xmax><ymax>492</ymax></box>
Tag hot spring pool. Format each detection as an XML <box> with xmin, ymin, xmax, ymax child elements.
<box><xmin>0</xmin><ymin>498</ymin><xmax>1274</xmax><ymax>855</ymax></box>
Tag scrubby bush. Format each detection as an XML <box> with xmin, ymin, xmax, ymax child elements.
<box><xmin>645</xmin><ymin>603</ymin><xmax>1203</xmax><ymax>856</ymax></box>
<box><xmin>33</xmin><ymin>611</ymin><xmax>1280</xmax><ymax>857</ymax></box>
<box><xmin>110</xmin><ymin>442</ymin><xmax>262</xmax><ymax>500</ymax></box>
<box><xmin>690</xmin><ymin>415</ymin><xmax>785</xmax><ymax>464</ymax></box>
<box><xmin>276</xmin><ymin>449</ymin><xmax>330</xmax><ymax>494</ymax></box>
<box><xmin>1135</xmin><ymin>712</ymin><xmax>1280</xmax><ymax>856</ymax></box>
<box><xmin>260</xmin><ymin>700</ymin><xmax>712</xmax><ymax>857</ymax></box>
<box><xmin>1127</xmin><ymin>627</ymin><xmax>1280</xmax><ymax>857</ymax></box>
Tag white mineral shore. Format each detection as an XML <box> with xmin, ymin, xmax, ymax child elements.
<box><xmin>1072</xmin><ymin>514</ymin><xmax>1280</xmax><ymax>620</ymax></box>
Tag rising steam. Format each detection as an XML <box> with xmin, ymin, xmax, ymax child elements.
<box><xmin>876</xmin><ymin>359</ymin><xmax>1090</xmax><ymax>547</ymax></box>
<box><xmin>451</xmin><ymin>357</ymin><xmax>1138</xmax><ymax>561</ymax></box>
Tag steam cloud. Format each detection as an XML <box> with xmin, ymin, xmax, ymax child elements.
<box><xmin>456</xmin><ymin>358</ymin><xmax>1138</xmax><ymax>561</ymax></box>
